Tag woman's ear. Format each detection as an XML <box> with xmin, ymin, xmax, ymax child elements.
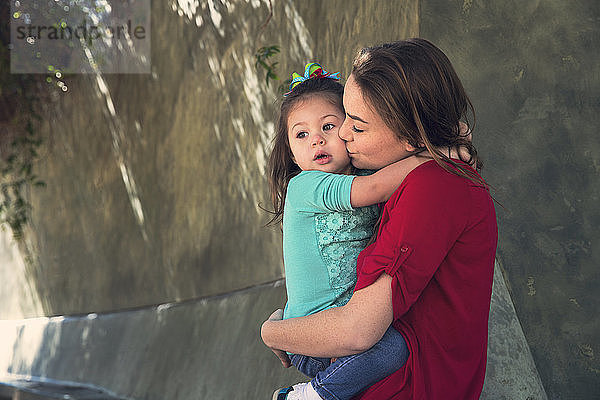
<box><xmin>459</xmin><ymin>121</ymin><xmax>472</xmax><ymax>142</ymax></box>
<box><xmin>404</xmin><ymin>141</ymin><xmax>420</xmax><ymax>153</ymax></box>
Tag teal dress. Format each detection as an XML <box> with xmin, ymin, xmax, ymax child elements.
<box><xmin>282</xmin><ymin>170</ymin><xmax>379</xmax><ymax>320</ymax></box>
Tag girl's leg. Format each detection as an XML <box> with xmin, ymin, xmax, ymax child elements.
<box><xmin>311</xmin><ymin>326</ymin><xmax>409</xmax><ymax>400</ymax></box>
<box><xmin>273</xmin><ymin>355</ymin><xmax>331</xmax><ymax>400</ymax></box>
<box><xmin>290</xmin><ymin>354</ymin><xmax>332</xmax><ymax>379</ymax></box>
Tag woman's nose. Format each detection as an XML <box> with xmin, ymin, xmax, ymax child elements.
<box><xmin>311</xmin><ymin>135</ymin><xmax>326</xmax><ymax>147</ymax></box>
<box><xmin>338</xmin><ymin>119</ymin><xmax>352</xmax><ymax>142</ymax></box>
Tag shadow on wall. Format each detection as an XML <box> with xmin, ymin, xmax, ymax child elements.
<box><xmin>0</xmin><ymin>0</ymin><xmax>422</xmax><ymax>320</ymax></box>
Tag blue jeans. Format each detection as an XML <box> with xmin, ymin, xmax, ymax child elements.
<box><xmin>290</xmin><ymin>326</ymin><xmax>409</xmax><ymax>400</ymax></box>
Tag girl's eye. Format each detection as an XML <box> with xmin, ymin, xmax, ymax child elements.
<box><xmin>296</xmin><ymin>131</ymin><xmax>308</xmax><ymax>139</ymax></box>
<box><xmin>352</xmin><ymin>125</ymin><xmax>364</xmax><ymax>133</ymax></box>
<box><xmin>323</xmin><ymin>123</ymin><xmax>335</xmax><ymax>131</ymax></box>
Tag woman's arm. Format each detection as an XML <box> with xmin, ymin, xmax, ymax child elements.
<box><xmin>261</xmin><ymin>274</ymin><xmax>393</xmax><ymax>358</ymax></box>
<box><xmin>264</xmin><ymin>309</ymin><xmax>292</xmax><ymax>367</ymax></box>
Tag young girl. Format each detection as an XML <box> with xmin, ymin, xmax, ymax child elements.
<box><xmin>264</xmin><ymin>63</ymin><xmax>421</xmax><ymax>400</ymax></box>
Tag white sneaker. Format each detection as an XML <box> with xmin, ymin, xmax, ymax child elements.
<box><xmin>272</xmin><ymin>382</ymin><xmax>322</xmax><ymax>400</ymax></box>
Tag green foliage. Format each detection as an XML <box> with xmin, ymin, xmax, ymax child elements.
<box><xmin>253</xmin><ymin>1</ymin><xmax>289</xmax><ymax>93</ymax></box>
<box><xmin>254</xmin><ymin>45</ymin><xmax>291</xmax><ymax>94</ymax></box>
<box><xmin>0</xmin><ymin>6</ymin><xmax>47</xmax><ymax>240</ymax></box>
<box><xmin>0</xmin><ymin>112</ymin><xmax>46</xmax><ymax>240</ymax></box>
<box><xmin>255</xmin><ymin>45</ymin><xmax>280</xmax><ymax>86</ymax></box>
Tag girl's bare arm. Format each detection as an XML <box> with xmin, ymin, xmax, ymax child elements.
<box><xmin>350</xmin><ymin>156</ymin><xmax>426</xmax><ymax>208</ymax></box>
<box><xmin>351</xmin><ymin>128</ymin><xmax>475</xmax><ymax>209</ymax></box>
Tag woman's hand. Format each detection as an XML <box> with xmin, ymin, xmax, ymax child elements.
<box><xmin>262</xmin><ymin>309</ymin><xmax>292</xmax><ymax>368</ymax></box>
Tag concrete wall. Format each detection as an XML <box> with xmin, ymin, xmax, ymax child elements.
<box><xmin>1</xmin><ymin>0</ymin><xmax>598</xmax><ymax>398</ymax></box>
<box><xmin>419</xmin><ymin>1</ymin><xmax>600</xmax><ymax>398</ymax></box>
<box><xmin>0</xmin><ymin>0</ymin><xmax>419</xmax><ymax>318</ymax></box>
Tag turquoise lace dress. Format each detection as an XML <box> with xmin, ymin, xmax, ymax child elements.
<box><xmin>282</xmin><ymin>170</ymin><xmax>380</xmax><ymax>320</ymax></box>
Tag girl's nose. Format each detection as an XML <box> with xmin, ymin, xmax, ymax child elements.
<box><xmin>311</xmin><ymin>135</ymin><xmax>326</xmax><ymax>147</ymax></box>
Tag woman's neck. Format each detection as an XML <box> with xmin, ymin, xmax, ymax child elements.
<box><xmin>417</xmin><ymin>145</ymin><xmax>476</xmax><ymax>167</ymax></box>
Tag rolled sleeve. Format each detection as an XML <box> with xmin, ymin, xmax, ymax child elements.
<box><xmin>355</xmin><ymin>165</ymin><xmax>470</xmax><ymax>319</ymax></box>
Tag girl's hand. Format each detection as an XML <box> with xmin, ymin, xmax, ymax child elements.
<box><xmin>263</xmin><ymin>309</ymin><xmax>292</xmax><ymax>368</ymax></box>
<box><xmin>269</xmin><ymin>344</ymin><xmax>292</xmax><ymax>368</ymax></box>
<box><xmin>268</xmin><ymin>308</ymin><xmax>284</xmax><ymax>321</ymax></box>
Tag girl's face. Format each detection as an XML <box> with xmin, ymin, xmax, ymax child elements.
<box><xmin>339</xmin><ymin>75</ymin><xmax>415</xmax><ymax>170</ymax></box>
<box><xmin>287</xmin><ymin>96</ymin><xmax>351</xmax><ymax>174</ymax></box>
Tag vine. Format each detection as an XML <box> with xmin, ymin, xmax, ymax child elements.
<box><xmin>0</xmin><ymin>3</ymin><xmax>48</xmax><ymax>240</ymax></box>
<box><xmin>0</xmin><ymin>114</ymin><xmax>46</xmax><ymax>240</ymax></box>
<box><xmin>253</xmin><ymin>0</ymin><xmax>288</xmax><ymax>93</ymax></box>
<box><xmin>255</xmin><ymin>44</ymin><xmax>280</xmax><ymax>87</ymax></box>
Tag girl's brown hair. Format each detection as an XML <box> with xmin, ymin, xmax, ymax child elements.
<box><xmin>267</xmin><ymin>77</ymin><xmax>344</xmax><ymax>226</ymax></box>
<box><xmin>351</xmin><ymin>38</ymin><xmax>487</xmax><ymax>187</ymax></box>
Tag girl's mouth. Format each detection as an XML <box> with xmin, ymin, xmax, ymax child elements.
<box><xmin>314</xmin><ymin>152</ymin><xmax>331</xmax><ymax>164</ymax></box>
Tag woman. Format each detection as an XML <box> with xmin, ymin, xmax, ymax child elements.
<box><xmin>262</xmin><ymin>38</ymin><xmax>498</xmax><ymax>399</ymax></box>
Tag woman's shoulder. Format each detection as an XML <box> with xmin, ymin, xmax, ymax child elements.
<box><xmin>402</xmin><ymin>159</ymin><xmax>482</xmax><ymax>189</ymax></box>
<box><xmin>391</xmin><ymin>159</ymin><xmax>489</xmax><ymax>209</ymax></box>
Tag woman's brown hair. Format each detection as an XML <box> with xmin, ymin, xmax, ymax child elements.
<box><xmin>351</xmin><ymin>38</ymin><xmax>487</xmax><ymax>187</ymax></box>
<box><xmin>266</xmin><ymin>77</ymin><xmax>345</xmax><ymax>226</ymax></box>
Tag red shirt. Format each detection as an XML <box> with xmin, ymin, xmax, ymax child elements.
<box><xmin>353</xmin><ymin>160</ymin><xmax>498</xmax><ymax>400</ymax></box>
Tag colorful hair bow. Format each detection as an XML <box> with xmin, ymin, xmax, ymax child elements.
<box><xmin>284</xmin><ymin>62</ymin><xmax>340</xmax><ymax>96</ymax></box>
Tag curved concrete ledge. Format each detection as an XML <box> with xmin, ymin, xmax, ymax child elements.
<box><xmin>482</xmin><ymin>264</ymin><xmax>548</xmax><ymax>399</ymax></box>
<box><xmin>0</xmin><ymin>262</ymin><xmax>546</xmax><ymax>399</ymax></box>
<box><xmin>0</xmin><ymin>376</ymin><xmax>130</xmax><ymax>400</ymax></box>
